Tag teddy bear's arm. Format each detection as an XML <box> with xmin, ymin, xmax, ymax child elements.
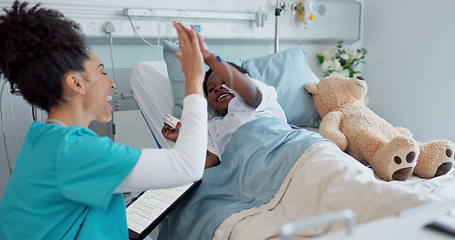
<box><xmin>395</xmin><ymin>127</ymin><xmax>413</xmax><ymax>138</ymax></box>
<box><xmin>319</xmin><ymin>111</ymin><xmax>348</xmax><ymax>151</ymax></box>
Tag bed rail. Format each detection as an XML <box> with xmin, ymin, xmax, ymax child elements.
<box><xmin>279</xmin><ymin>209</ymin><xmax>355</xmax><ymax>240</ymax></box>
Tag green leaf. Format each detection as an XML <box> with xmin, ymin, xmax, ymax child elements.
<box><xmin>316</xmin><ymin>55</ymin><xmax>324</xmax><ymax>64</ymax></box>
<box><xmin>336</xmin><ymin>40</ymin><xmax>344</xmax><ymax>49</ymax></box>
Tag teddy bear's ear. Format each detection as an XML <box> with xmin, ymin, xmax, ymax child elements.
<box><xmin>304</xmin><ymin>82</ymin><xmax>319</xmax><ymax>95</ymax></box>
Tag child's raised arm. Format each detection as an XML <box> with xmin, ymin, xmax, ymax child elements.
<box><xmin>197</xmin><ymin>33</ymin><xmax>262</xmax><ymax>108</ymax></box>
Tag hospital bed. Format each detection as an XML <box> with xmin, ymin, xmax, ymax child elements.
<box><xmin>129</xmin><ymin>61</ymin><xmax>455</xmax><ymax>239</ymax></box>
<box><xmin>130</xmin><ymin>61</ymin><xmax>175</xmax><ymax>149</ymax></box>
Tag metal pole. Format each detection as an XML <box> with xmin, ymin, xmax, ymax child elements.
<box><xmin>274</xmin><ymin>1</ymin><xmax>285</xmax><ymax>53</ymax></box>
<box><xmin>274</xmin><ymin>0</ymin><xmax>280</xmax><ymax>53</ymax></box>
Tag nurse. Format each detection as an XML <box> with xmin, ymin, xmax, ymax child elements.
<box><xmin>0</xmin><ymin>1</ymin><xmax>207</xmax><ymax>239</ymax></box>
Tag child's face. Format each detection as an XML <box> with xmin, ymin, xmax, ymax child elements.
<box><xmin>206</xmin><ymin>73</ymin><xmax>235</xmax><ymax>116</ymax></box>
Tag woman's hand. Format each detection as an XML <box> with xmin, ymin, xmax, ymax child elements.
<box><xmin>161</xmin><ymin>123</ymin><xmax>181</xmax><ymax>142</ymax></box>
<box><xmin>173</xmin><ymin>21</ymin><xmax>204</xmax><ymax>96</ymax></box>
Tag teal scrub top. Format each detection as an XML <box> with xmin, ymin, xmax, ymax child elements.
<box><xmin>0</xmin><ymin>122</ymin><xmax>141</xmax><ymax>239</ymax></box>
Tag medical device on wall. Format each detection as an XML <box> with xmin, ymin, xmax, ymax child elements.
<box><xmin>123</xmin><ymin>8</ymin><xmax>163</xmax><ymax>49</ymax></box>
<box><xmin>0</xmin><ymin>1</ymin><xmax>360</xmax><ymax>43</ymax></box>
<box><xmin>293</xmin><ymin>0</ymin><xmax>320</xmax><ymax>25</ymax></box>
<box><xmin>256</xmin><ymin>7</ymin><xmax>266</xmax><ymax>28</ymax></box>
<box><xmin>103</xmin><ymin>21</ymin><xmax>117</xmax><ymax>83</ymax></box>
<box><xmin>274</xmin><ymin>0</ymin><xmax>326</xmax><ymax>53</ymax></box>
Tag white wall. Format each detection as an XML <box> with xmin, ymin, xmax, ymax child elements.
<box><xmin>362</xmin><ymin>0</ymin><xmax>455</xmax><ymax>142</ymax></box>
<box><xmin>90</xmin><ymin>41</ymin><xmax>349</xmax><ymax>77</ymax></box>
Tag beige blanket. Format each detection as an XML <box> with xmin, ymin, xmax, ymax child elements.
<box><xmin>213</xmin><ymin>141</ymin><xmax>455</xmax><ymax>240</ymax></box>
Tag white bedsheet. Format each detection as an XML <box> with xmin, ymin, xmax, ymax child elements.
<box><xmin>130</xmin><ymin>61</ymin><xmax>175</xmax><ymax>149</ymax></box>
<box><xmin>215</xmin><ymin>141</ymin><xmax>455</xmax><ymax>239</ymax></box>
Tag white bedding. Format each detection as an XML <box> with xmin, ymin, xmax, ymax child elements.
<box><xmin>214</xmin><ymin>141</ymin><xmax>455</xmax><ymax>239</ymax></box>
<box><xmin>130</xmin><ymin>61</ymin><xmax>175</xmax><ymax>149</ymax></box>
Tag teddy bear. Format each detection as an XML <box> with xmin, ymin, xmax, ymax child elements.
<box><xmin>304</xmin><ymin>76</ymin><xmax>455</xmax><ymax>181</ymax></box>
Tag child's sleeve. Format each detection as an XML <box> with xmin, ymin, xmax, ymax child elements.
<box><xmin>250</xmin><ymin>78</ymin><xmax>278</xmax><ymax>111</ymax></box>
<box><xmin>228</xmin><ymin>78</ymin><xmax>286</xmax><ymax>122</ymax></box>
<box><xmin>207</xmin><ymin>122</ymin><xmax>221</xmax><ymax>159</ymax></box>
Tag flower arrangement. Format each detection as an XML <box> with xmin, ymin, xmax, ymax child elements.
<box><xmin>316</xmin><ymin>41</ymin><xmax>367</xmax><ymax>78</ymax></box>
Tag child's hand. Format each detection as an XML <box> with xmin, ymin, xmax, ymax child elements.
<box><xmin>161</xmin><ymin>123</ymin><xmax>181</xmax><ymax>142</ymax></box>
<box><xmin>196</xmin><ymin>32</ymin><xmax>212</xmax><ymax>62</ymax></box>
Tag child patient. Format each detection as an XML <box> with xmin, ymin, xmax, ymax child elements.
<box><xmin>162</xmin><ymin>31</ymin><xmax>286</xmax><ymax>168</ymax></box>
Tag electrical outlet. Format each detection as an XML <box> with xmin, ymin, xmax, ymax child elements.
<box><xmin>79</xmin><ymin>20</ymin><xmax>100</xmax><ymax>36</ymax></box>
<box><xmin>116</xmin><ymin>22</ymin><xmax>124</xmax><ymax>34</ymax></box>
<box><xmin>77</xmin><ymin>17</ymin><xmax>166</xmax><ymax>38</ymax></box>
<box><xmin>89</xmin><ymin>21</ymin><xmax>97</xmax><ymax>33</ymax></box>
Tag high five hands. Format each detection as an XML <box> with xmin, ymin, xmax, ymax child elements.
<box><xmin>172</xmin><ymin>21</ymin><xmax>205</xmax><ymax>96</ymax></box>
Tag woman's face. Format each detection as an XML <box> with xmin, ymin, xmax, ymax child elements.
<box><xmin>206</xmin><ymin>73</ymin><xmax>235</xmax><ymax>116</ymax></box>
<box><xmin>82</xmin><ymin>52</ymin><xmax>116</xmax><ymax>123</ymax></box>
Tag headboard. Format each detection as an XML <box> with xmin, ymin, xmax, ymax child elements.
<box><xmin>0</xmin><ymin>0</ymin><xmax>362</xmax><ymax>43</ymax></box>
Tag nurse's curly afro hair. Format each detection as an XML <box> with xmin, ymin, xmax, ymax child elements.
<box><xmin>0</xmin><ymin>0</ymin><xmax>89</xmax><ymax>111</ymax></box>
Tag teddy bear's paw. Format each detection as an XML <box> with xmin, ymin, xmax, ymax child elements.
<box><xmin>414</xmin><ymin>140</ymin><xmax>455</xmax><ymax>178</ymax></box>
<box><xmin>370</xmin><ymin>137</ymin><xmax>419</xmax><ymax>181</ymax></box>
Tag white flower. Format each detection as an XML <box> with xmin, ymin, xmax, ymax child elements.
<box><xmin>346</xmin><ymin>49</ymin><xmax>356</xmax><ymax>58</ymax></box>
<box><xmin>340</xmin><ymin>53</ymin><xmax>350</xmax><ymax>60</ymax></box>
<box><xmin>322</xmin><ymin>49</ymin><xmax>337</xmax><ymax>59</ymax></box>
<box><xmin>332</xmin><ymin>59</ymin><xmax>342</xmax><ymax>71</ymax></box>
<box><xmin>321</xmin><ymin>60</ymin><xmax>332</xmax><ymax>72</ymax></box>
<box><xmin>318</xmin><ymin>44</ymin><xmax>367</xmax><ymax>77</ymax></box>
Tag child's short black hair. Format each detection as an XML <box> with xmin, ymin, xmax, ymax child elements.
<box><xmin>203</xmin><ymin>62</ymin><xmax>249</xmax><ymax>97</ymax></box>
<box><xmin>0</xmin><ymin>1</ymin><xmax>89</xmax><ymax>111</ymax></box>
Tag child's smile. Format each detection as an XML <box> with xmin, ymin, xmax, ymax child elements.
<box><xmin>206</xmin><ymin>74</ymin><xmax>236</xmax><ymax>116</ymax></box>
